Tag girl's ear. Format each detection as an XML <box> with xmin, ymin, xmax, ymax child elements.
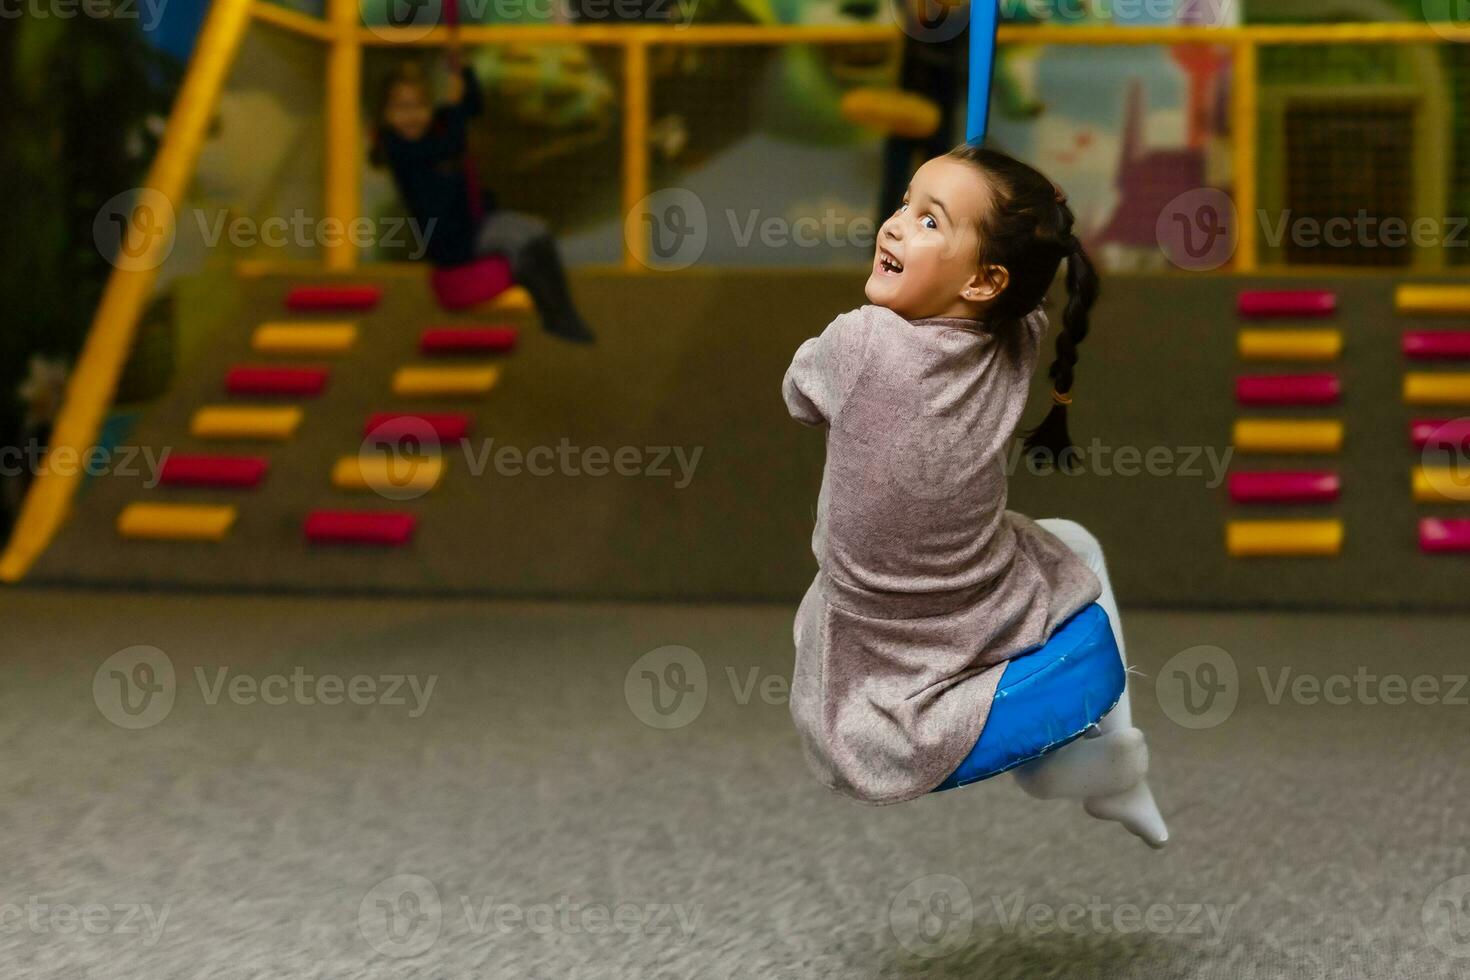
<box><xmin>962</xmin><ymin>264</ymin><xmax>1009</xmax><ymax>304</ymax></box>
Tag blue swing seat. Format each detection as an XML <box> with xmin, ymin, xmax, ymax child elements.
<box><xmin>932</xmin><ymin>603</ymin><xmax>1125</xmax><ymax>792</ymax></box>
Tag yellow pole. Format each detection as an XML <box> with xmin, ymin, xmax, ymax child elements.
<box><xmin>622</xmin><ymin>39</ymin><xmax>650</xmax><ymax>271</ymax></box>
<box><xmin>0</xmin><ymin>0</ymin><xmax>254</xmax><ymax>584</ymax></box>
<box><xmin>1232</xmin><ymin>39</ymin><xmax>1258</xmax><ymax>273</ymax></box>
<box><xmin>325</xmin><ymin>0</ymin><xmax>361</xmax><ymax>271</ymax></box>
<box><xmin>251</xmin><ymin>1</ymin><xmax>335</xmax><ymax>42</ymax></box>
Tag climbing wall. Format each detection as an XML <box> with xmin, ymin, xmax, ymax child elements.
<box><xmin>1223</xmin><ymin>285</ymin><xmax>1470</xmax><ymax>560</ymax></box>
<box><xmin>1396</xmin><ymin>286</ymin><xmax>1470</xmax><ymax>553</ymax></box>
<box><xmin>108</xmin><ymin>276</ymin><xmax>532</xmax><ymax>555</ymax></box>
<box><xmin>1225</xmin><ymin>289</ymin><xmax>1346</xmax><ymax>558</ymax></box>
<box><xmin>22</xmin><ymin>271</ymin><xmax>1470</xmax><ymax>608</ymax></box>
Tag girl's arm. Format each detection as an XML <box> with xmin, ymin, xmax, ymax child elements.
<box><xmin>783</xmin><ymin>310</ymin><xmax>873</xmax><ymax>426</ymax></box>
<box><xmin>388</xmin><ymin>64</ymin><xmax>483</xmax><ymax>165</ymax></box>
<box><xmin>441</xmin><ymin>52</ymin><xmax>483</xmax><ymax>119</ymax></box>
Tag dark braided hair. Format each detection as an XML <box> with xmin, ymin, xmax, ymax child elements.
<box><xmin>946</xmin><ymin>144</ymin><xmax>1100</xmax><ymax>467</ymax></box>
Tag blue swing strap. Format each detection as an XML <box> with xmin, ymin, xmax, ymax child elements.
<box><xmin>932</xmin><ymin>603</ymin><xmax>1126</xmax><ymax>792</ymax></box>
<box><xmin>967</xmin><ymin>0</ymin><xmax>1002</xmax><ymax>145</ymax></box>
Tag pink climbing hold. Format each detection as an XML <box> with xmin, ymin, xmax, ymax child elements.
<box><xmin>1235</xmin><ymin>373</ymin><xmax>1341</xmax><ymax>406</ymax></box>
<box><xmin>1403</xmin><ymin>331</ymin><xmax>1470</xmax><ymax>360</ymax></box>
<box><xmin>1411</xmin><ymin>418</ymin><xmax>1470</xmax><ymax>449</ymax></box>
<box><xmin>1237</xmin><ymin>290</ymin><xmax>1337</xmax><ymax>319</ymax></box>
<box><xmin>304</xmin><ymin>510</ymin><xmax>417</xmax><ymax>546</ymax></box>
<box><xmin>1228</xmin><ymin>471</ymin><xmax>1341</xmax><ymax>504</ymax></box>
<box><xmin>1420</xmin><ymin>518</ymin><xmax>1470</xmax><ymax>553</ymax></box>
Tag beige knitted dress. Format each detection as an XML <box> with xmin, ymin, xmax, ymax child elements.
<box><xmin>783</xmin><ymin>304</ymin><xmax>1102</xmax><ymax>805</ymax></box>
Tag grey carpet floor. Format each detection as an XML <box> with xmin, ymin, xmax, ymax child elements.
<box><xmin>2</xmin><ymin>589</ymin><xmax>1468</xmax><ymax>979</ymax></box>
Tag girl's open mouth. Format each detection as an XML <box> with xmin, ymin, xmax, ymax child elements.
<box><xmin>877</xmin><ymin>247</ymin><xmax>904</xmax><ymax>276</ymax></box>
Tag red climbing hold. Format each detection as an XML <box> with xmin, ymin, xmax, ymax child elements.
<box><xmin>226</xmin><ymin>366</ymin><xmax>329</xmax><ymax>397</ymax></box>
<box><xmin>304</xmin><ymin>510</ymin><xmax>417</xmax><ymax>546</ymax></box>
<box><xmin>158</xmin><ymin>454</ymin><xmax>270</xmax><ymax>488</ymax></box>
<box><xmin>420</xmin><ymin>326</ymin><xmax>519</xmax><ymax>355</ymax></box>
<box><xmin>363</xmin><ymin>412</ymin><xmax>472</xmax><ymax>443</ymax></box>
<box><xmin>285</xmin><ymin>285</ymin><xmax>382</xmax><ymax>311</ymax></box>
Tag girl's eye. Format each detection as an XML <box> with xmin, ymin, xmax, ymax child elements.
<box><xmin>897</xmin><ymin>202</ymin><xmax>909</xmax><ymax>213</ymax></box>
<box><xmin>921</xmin><ymin>215</ymin><xmax>938</xmax><ymax>230</ymax></box>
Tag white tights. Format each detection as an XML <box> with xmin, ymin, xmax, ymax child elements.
<box><xmin>1013</xmin><ymin>519</ymin><xmax>1170</xmax><ymax>848</ymax></box>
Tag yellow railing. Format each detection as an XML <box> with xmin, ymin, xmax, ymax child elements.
<box><xmin>3</xmin><ymin>10</ymin><xmax>1467</xmax><ymax>582</ymax></box>
<box><xmin>0</xmin><ymin>0</ymin><xmax>255</xmax><ymax>583</ymax></box>
<box><xmin>254</xmin><ymin>13</ymin><xmax>1470</xmax><ymax>274</ymax></box>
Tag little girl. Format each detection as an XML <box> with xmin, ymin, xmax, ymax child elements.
<box><xmin>783</xmin><ymin>146</ymin><xmax>1168</xmax><ymax>847</ymax></box>
<box><xmin>372</xmin><ymin>52</ymin><xmax>595</xmax><ymax>344</ymax></box>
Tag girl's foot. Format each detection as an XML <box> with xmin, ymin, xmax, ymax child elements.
<box><xmin>543</xmin><ymin>315</ymin><xmax>596</xmax><ymax>345</ymax></box>
<box><xmin>1084</xmin><ymin>781</ymin><xmax>1170</xmax><ymax>849</ymax></box>
<box><xmin>1014</xmin><ymin>727</ymin><xmax>1170</xmax><ymax>848</ymax></box>
<box><xmin>1014</xmin><ymin>726</ymin><xmax>1148</xmax><ymax>800</ymax></box>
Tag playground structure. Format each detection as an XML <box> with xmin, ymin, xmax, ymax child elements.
<box><xmin>4</xmin><ymin>3</ymin><xmax>1470</xmax><ymax>608</ymax></box>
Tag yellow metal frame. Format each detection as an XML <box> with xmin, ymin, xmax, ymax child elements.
<box><xmin>4</xmin><ymin>12</ymin><xmax>1469</xmax><ymax>583</ymax></box>
<box><xmin>0</xmin><ymin>0</ymin><xmax>255</xmax><ymax>583</ymax></box>
<box><xmin>233</xmin><ymin>12</ymin><xmax>1470</xmax><ymax>277</ymax></box>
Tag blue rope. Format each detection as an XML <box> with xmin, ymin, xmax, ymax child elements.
<box><xmin>966</xmin><ymin>0</ymin><xmax>1001</xmax><ymax>144</ymax></box>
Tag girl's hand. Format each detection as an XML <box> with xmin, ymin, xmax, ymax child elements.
<box><xmin>445</xmin><ymin>58</ymin><xmax>465</xmax><ymax>103</ymax></box>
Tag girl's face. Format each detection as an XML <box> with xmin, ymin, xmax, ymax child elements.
<box><xmin>865</xmin><ymin>155</ymin><xmax>1006</xmax><ymax>322</ymax></box>
<box><xmin>383</xmin><ymin>81</ymin><xmax>432</xmax><ymax>141</ymax></box>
